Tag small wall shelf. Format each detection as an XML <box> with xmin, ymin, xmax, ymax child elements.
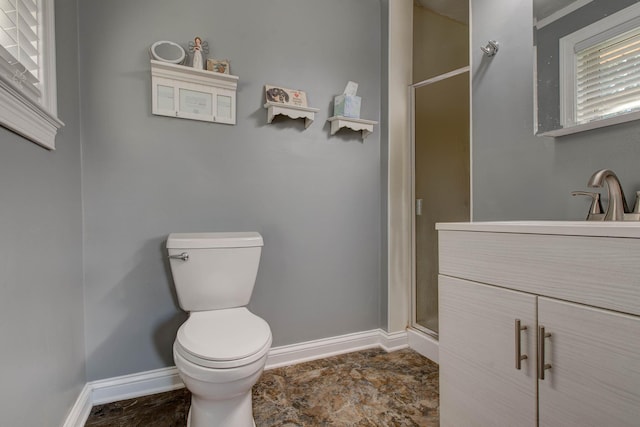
<box><xmin>264</xmin><ymin>101</ymin><xmax>319</xmax><ymax>128</ymax></box>
<box><xmin>327</xmin><ymin>116</ymin><xmax>378</xmax><ymax>139</ymax></box>
<box><xmin>151</xmin><ymin>60</ymin><xmax>238</xmax><ymax>124</ymax></box>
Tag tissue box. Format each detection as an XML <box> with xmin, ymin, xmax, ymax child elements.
<box><xmin>334</xmin><ymin>94</ymin><xmax>361</xmax><ymax>119</ymax></box>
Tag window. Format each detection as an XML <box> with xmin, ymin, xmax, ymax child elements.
<box><xmin>560</xmin><ymin>2</ymin><xmax>640</xmax><ymax>132</ymax></box>
<box><xmin>575</xmin><ymin>26</ymin><xmax>640</xmax><ymax>124</ymax></box>
<box><xmin>0</xmin><ymin>0</ymin><xmax>62</xmax><ymax>150</ymax></box>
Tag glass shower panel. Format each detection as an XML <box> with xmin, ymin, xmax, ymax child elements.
<box><xmin>414</xmin><ymin>72</ymin><xmax>470</xmax><ymax>334</ymax></box>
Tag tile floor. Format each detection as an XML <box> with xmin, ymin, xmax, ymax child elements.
<box><xmin>85</xmin><ymin>348</ymin><xmax>439</xmax><ymax>426</ymax></box>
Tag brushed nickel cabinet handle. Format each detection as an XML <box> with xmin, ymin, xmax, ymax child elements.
<box><xmin>515</xmin><ymin>319</ymin><xmax>528</xmax><ymax>370</ymax></box>
<box><xmin>538</xmin><ymin>326</ymin><xmax>552</xmax><ymax>380</ymax></box>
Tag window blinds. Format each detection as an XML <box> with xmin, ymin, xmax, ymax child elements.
<box><xmin>575</xmin><ymin>26</ymin><xmax>640</xmax><ymax>124</ymax></box>
<box><xmin>0</xmin><ymin>0</ymin><xmax>40</xmax><ymax>98</ymax></box>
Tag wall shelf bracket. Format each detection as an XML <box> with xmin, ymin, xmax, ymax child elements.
<box><xmin>264</xmin><ymin>102</ymin><xmax>319</xmax><ymax>128</ymax></box>
<box><xmin>327</xmin><ymin>116</ymin><xmax>378</xmax><ymax>139</ymax></box>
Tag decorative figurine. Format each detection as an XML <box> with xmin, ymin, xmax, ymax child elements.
<box><xmin>188</xmin><ymin>36</ymin><xmax>209</xmax><ymax>69</ymax></box>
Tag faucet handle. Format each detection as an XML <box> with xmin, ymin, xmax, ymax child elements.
<box><xmin>571</xmin><ymin>191</ymin><xmax>604</xmax><ymax>220</ymax></box>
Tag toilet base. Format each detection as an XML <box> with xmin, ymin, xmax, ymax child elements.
<box><xmin>187</xmin><ymin>412</ymin><xmax>256</xmax><ymax>427</ymax></box>
<box><xmin>186</xmin><ymin>390</ymin><xmax>255</xmax><ymax>427</ymax></box>
<box><xmin>187</xmin><ymin>410</ymin><xmax>256</xmax><ymax>427</ymax></box>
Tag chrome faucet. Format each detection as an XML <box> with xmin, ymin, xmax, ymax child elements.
<box><xmin>586</xmin><ymin>169</ymin><xmax>629</xmax><ymax>221</ymax></box>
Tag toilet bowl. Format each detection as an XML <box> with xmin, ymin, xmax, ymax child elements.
<box><xmin>167</xmin><ymin>232</ymin><xmax>272</xmax><ymax>427</ymax></box>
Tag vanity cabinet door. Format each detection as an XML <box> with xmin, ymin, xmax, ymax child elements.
<box><xmin>538</xmin><ymin>298</ymin><xmax>640</xmax><ymax>427</ymax></box>
<box><xmin>439</xmin><ymin>276</ymin><xmax>537</xmax><ymax>427</ymax></box>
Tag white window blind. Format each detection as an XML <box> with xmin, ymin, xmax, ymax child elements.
<box><xmin>0</xmin><ymin>0</ymin><xmax>41</xmax><ymax>101</ymax></box>
<box><xmin>575</xmin><ymin>26</ymin><xmax>640</xmax><ymax>124</ymax></box>
<box><xmin>0</xmin><ymin>0</ymin><xmax>62</xmax><ymax>149</ymax></box>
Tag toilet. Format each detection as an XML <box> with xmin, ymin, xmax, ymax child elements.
<box><xmin>167</xmin><ymin>232</ymin><xmax>272</xmax><ymax>427</ymax></box>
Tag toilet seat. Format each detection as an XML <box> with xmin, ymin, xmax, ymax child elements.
<box><xmin>175</xmin><ymin>307</ymin><xmax>272</xmax><ymax>369</ymax></box>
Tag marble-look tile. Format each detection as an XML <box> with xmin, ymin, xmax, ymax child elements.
<box><xmin>85</xmin><ymin>388</ymin><xmax>190</xmax><ymax>427</ymax></box>
<box><xmin>85</xmin><ymin>348</ymin><xmax>439</xmax><ymax>426</ymax></box>
<box><xmin>254</xmin><ymin>348</ymin><xmax>439</xmax><ymax>426</ymax></box>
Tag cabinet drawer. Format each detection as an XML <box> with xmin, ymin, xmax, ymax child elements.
<box><xmin>439</xmin><ymin>230</ymin><xmax>640</xmax><ymax>316</ymax></box>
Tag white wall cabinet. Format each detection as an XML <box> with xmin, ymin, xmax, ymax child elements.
<box><xmin>151</xmin><ymin>60</ymin><xmax>238</xmax><ymax>125</ymax></box>
<box><xmin>437</xmin><ymin>222</ymin><xmax>640</xmax><ymax>427</ymax></box>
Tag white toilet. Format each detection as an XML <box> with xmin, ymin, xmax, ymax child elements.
<box><xmin>167</xmin><ymin>232</ymin><xmax>272</xmax><ymax>427</ymax></box>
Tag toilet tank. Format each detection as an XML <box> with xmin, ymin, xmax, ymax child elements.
<box><xmin>167</xmin><ymin>232</ymin><xmax>263</xmax><ymax>312</ymax></box>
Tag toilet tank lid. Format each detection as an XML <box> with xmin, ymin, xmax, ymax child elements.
<box><xmin>167</xmin><ymin>232</ymin><xmax>263</xmax><ymax>249</ymax></box>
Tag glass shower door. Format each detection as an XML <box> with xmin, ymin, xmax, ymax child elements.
<box><xmin>413</xmin><ymin>70</ymin><xmax>470</xmax><ymax>335</ymax></box>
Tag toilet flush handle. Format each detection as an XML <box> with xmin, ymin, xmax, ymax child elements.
<box><xmin>168</xmin><ymin>252</ymin><xmax>189</xmax><ymax>261</ymax></box>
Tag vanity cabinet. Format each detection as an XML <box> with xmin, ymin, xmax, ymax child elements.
<box><xmin>437</xmin><ymin>222</ymin><xmax>640</xmax><ymax>427</ymax></box>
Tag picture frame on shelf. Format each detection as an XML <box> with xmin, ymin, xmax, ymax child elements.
<box><xmin>206</xmin><ymin>58</ymin><xmax>230</xmax><ymax>74</ymax></box>
<box><xmin>264</xmin><ymin>85</ymin><xmax>308</xmax><ymax>108</ymax></box>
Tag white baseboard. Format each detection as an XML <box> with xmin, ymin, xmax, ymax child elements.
<box><xmin>379</xmin><ymin>329</ymin><xmax>411</xmax><ymax>352</ymax></box>
<box><xmin>90</xmin><ymin>366</ymin><xmax>184</xmax><ymax>405</ymax></box>
<box><xmin>265</xmin><ymin>328</ymin><xmax>407</xmax><ymax>370</ymax></box>
<box><xmin>62</xmin><ymin>328</ymin><xmax>410</xmax><ymax>427</ymax></box>
<box><xmin>61</xmin><ymin>384</ymin><xmax>92</xmax><ymax>427</ymax></box>
<box><xmin>407</xmin><ymin>328</ymin><xmax>439</xmax><ymax>363</ymax></box>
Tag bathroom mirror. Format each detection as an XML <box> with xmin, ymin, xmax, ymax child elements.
<box><xmin>534</xmin><ymin>0</ymin><xmax>640</xmax><ymax>136</ymax></box>
<box><xmin>150</xmin><ymin>41</ymin><xmax>186</xmax><ymax>64</ymax></box>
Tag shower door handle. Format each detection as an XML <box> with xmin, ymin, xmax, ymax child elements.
<box><xmin>416</xmin><ymin>199</ymin><xmax>423</xmax><ymax>216</ymax></box>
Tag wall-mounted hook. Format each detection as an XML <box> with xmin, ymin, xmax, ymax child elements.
<box><xmin>480</xmin><ymin>40</ymin><xmax>499</xmax><ymax>57</ymax></box>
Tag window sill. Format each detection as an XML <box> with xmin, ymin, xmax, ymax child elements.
<box><xmin>0</xmin><ymin>73</ymin><xmax>63</xmax><ymax>150</ymax></box>
<box><xmin>537</xmin><ymin>110</ymin><xmax>640</xmax><ymax>137</ymax></box>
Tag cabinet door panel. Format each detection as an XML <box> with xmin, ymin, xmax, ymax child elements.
<box><xmin>538</xmin><ymin>298</ymin><xmax>640</xmax><ymax>427</ymax></box>
<box><xmin>439</xmin><ymin>276</ymin><xmax>537</xmax><ymax>427</ymax></box>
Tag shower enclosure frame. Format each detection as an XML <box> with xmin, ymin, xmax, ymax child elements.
<box><xmin>410</xmin><ymin>66</ymin><xmax>471</xmax><ymax>338</ymax></box>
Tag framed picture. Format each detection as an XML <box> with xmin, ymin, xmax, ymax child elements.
<box><xmin>206</xmin><ymin>58</ymin><xmax>230</xmax><ymax>74</ymax></box>
<box><xmin>264</xmin><ymin>84</ymin><xmax>308</xmax><ymax>107</ymax></box>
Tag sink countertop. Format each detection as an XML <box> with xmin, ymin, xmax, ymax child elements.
<box><xmin>435</xmin><ymin>221</ymin><xmax>640</xmax><ymax>238</ymax></box>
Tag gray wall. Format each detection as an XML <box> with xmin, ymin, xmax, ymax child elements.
<box><xmin>0</xmin><ymin>0</ymin><xmax>85</xmax><ymax>425</ymax></box>
<box><xmin>472</xmin><ymin>0</ymin><xmax>640</xmax><ymax>221</ymax></box>
<box><xmin>79</xmin><ymin>0</ymin><xmax>383</xmax><ymax>380</ymax></box>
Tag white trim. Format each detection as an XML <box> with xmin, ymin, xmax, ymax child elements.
<box><xmin>41</xmin><ymin>0</ymin><xmax>58</xmax><ymax>117</ymax></box>
<box><xmin>557</xmin><ymin>2</ymin><xmax>640</xmax><ymax>134</ymax></box>
<box><xmin>90</xmin><ymin>367</ymin><xmax>184</xmax><ymax>406</ymax></box>
<box><xmin>60</xmin><ymin>384</ymin><xmax>92</xmax><ymax>427</ymax></box>
<box><xmin>62</xmin><ymin>329</ymin><xmax>411</xmax><ymax>427</ymax></box>
<box><xmin>539</xmin><ymin>110</ymin><xmax>640</xmax><ymax>137</ymax></box>
<box><xmin>0</xmin><ymin>0</ymin><xmax>62</xmax><ymax>149</ymax></box>
<box><xmin>265</xmin><ymin>328</ymin><xmax>408</xmax><ymax>370</ymax></box>
<box><xmin>386</xmin><ymin>0</ymin><xmax>413</xmax><ymax>334</ymax></box>
<box><xmin>0</xmin><ymin>72</ymin><xmax>63</xmax><ymax>149</ymax></box>
<box><xmin>378</xmin><ymin>329</ymin><xmax>411</xmax><ymax>352</ymax></box>
<box><xmin>407</xmin><ymin>328</ymin><xmax>439</xmax><ymax>363</ymax></box>
<box><xmin>61</xmin><ymin>367</ymin><xmax>186</xmax><ymax>427</ymax></box>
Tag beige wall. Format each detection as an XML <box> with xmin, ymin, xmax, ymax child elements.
<box><xmin>413</xmin><ymin>6</ymin><xmax>469</xmax><ymax>83</ymax></box>
<box><xmin>387</xmin><ymin>0</ymin><xmax>414</xmax><ymax>333</ymax></box>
